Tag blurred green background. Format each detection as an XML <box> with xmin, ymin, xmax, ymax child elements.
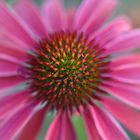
<box><xmin>4</xmin><ymin>0</ymin><xmax>140</xmax><ymax>140</ymax></box>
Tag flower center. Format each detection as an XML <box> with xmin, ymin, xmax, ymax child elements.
<box><xmin>26</xmin><ymin>31</ymin><xmax>110</xmax><ymax>112</ymax></box>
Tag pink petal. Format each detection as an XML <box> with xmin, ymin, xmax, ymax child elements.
<box><xmin>42</xmin><ymin>0</ymin><xmax>67</xmax><ymax>32</ymax></box>
<box><xmin>104</xmin><ymin>29</ymin><xmax>140</xmax><ymax>54</ymax></box>
<box><xmin>81</xmin><ymin>0</ymin><xmax>118</xmax><ymax>34</ymax></box>
<box><xmin>108</xmin><ymin>54</ymin><xmax>140</xmax><ymax>84</ymax></box>
<box><xmin>0</xmin><ymin>1</ymin><xmax>35</xmax><ymax>46</ymax></box>
<box><xmin>0</xmin><ymin>54</ymin><xmax>21</xmax><ymax>77</ymax></box>
<box><xmin>0</xmin><ymin>76</ymin><xmax>25</xmax><ymax>90</ymax></box>
<box><xmin>83</xmin><ymin>108</ymin><xmax>102</xmax><ymax>140</ymax></box>
<box><xmin>0</xmin><ymin>90</ymin><xmax>29</xmax><ymax>119</ymax></box>
<box><xmin>0</xmin><ymin>28</ymin><xmax>30</xmax><ymax>51</ymax></box>
<box><xmin>94</xmin><ymin>16</ymin><xmax>132</xmax><ymax>46</ymax></box>
<box><xmin>102</xmin><ymin>97</ymin><xmax>140</xmax><ymax>137</ymax></box>
<box><xmin>17</xmin><ymin>108</ymin><xmax>46</xmax><ymax>140</ymax></box>
<box><xmin>91</xmin><ymin>105</ymin><xmax>130</xmax><ymax>140</ymax></box>
<box><xmin>73</xmin><ymin>0</ymin><xmax>99</xmax><ymax>30</ymax></box>
<box><xmin>45</xmin><ymin>112</ymin><xmax>77</xmax><ymax>140</ymax></box>
<box><xmin>0</xmin><ymin>46</ymin><xmax>27</xmax><ymax>61</ymax></box>
<box><xmin>15</xmin><ymin>0</ymin><xmax>47</xmax><ymax>38</ymax></box>
<box><xmin>110</xmin><ymin>54</ymin><xmax>140</xmax><ymax>69</ymax></box>
<box><xmin>0</xmin><ymin>100</ymin><xmax>37</xmax><ymax>140</ymax></box>
<box><xmin>101</xmin><ymin>81</ymin><xmax>140</xmax><ymax>109</ymax></box>
<box><xmin>0</xmin><ymin>29</ymin><xmax>29</xmax><ymax>61</ymax></box>
<box><xmin>66</xmin><ymin>8</ymin><xmax>76</xmax><ymax>30</ymax></box>
<box><xmin>109</xmin><ymin>67</ymin><xmax>140</xmax><ymax>84</ymax></box>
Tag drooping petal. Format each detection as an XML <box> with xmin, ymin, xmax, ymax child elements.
<box><xmin>94</xmin><ymin>16</ymin><xmax>132</xmax><ymax>46</ymax></box>
<box><xmin>0</xmin><ymin>100</ymin><xmax>37</xmax><ymax>140</ymax></box>
<box><xmin>45</xmin><ymin>112</ymin><xmax>77</xmax><ymax>140</ymax></box>
<box><xmin>0</xmin><ymin>90</ymin><xmax>29</xmax><ymax>119</ymax></box>
<box><xmin>42</xmin><ymin>0</ymin><xmax>67</xmax><ymax>32</ymax></box>
<box><xmin>83</xmin><ymin>108</ymin><xmax>102</xmax><ymax>140</ymax></box>
<box><xmin>15</xmin><ymin>0</ymin><xmax>47</xmax><ymax>38</ymax></box>
<box><xmin>0</xmin><ymin>1</ymin><xmax>35</xmax><ymax>46</ymax></box>
<box><xmin>101</xmin><ymin>81</ymin><xmax>140</xmax><ymax>109</ymax></box>
<box><xmin>91</xmin><ymin>105</ymin><xmax>130</xmax><ymax>140</ymax></box>
<box><xmin>102</xmin><ymin>97</ymin><xmax>140</xmax><ymax>137</ymax></box>
<box><xmin>80</xmin><ymin>0</ymin><xmax>118</xmax><ymax>34</ymax></box>
<box><xmin>104</xmin><ymin>29</ymin><xmax>140</xmax><ymax>54</ymax></box>
<box><xmin>17</xmin><ymin>108</ymin><xmax>47</xmax><ymax>140</ymax></box>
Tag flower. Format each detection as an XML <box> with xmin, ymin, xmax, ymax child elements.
<box><xmin>0</xmin><ymin>0</ymin><xmax>140</xmax><ymax>139</ymax></box>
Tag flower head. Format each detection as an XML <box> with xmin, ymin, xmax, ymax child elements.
<box><xmin>0</xmin><ymin>0</ymin><xmax>140</xmax><ymax>140</ymax></box>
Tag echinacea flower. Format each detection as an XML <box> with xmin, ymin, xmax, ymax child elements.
<box><xmin>1</xmin><ymin>0</ymin><xmax>140</xmax><ymax>139</ymax></box>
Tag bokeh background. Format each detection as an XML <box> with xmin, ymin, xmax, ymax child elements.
<box><xmin>4</xmin><ymin>0</ymin><xmax>140</xmax><ymax>139</ymax></box>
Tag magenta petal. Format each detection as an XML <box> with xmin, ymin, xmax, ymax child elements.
<box><xmin>95</xmin><ymin>16</ymin><xmax>131</xmax><ymax>46</ymax></box>
<box><xmin>83</xmin><ymin>108</ymin><xmax>102</xmax><ymax>140</ymax></box>
<box><xmin>102</xmin><ymin>98</ymin><xmax>140</xmax><ymax>137</ymax></box>
<box><xmin>0</xmin><ymin>29</ymin><xmax>29</xmax><ymax>60</ymax></box>
<box><xmin>81</xmin><ymin>0</ymin><xmax>118</xmax><ymax>34</ymax></box>
<box><xmin>0</xmin><ymin>101</ymin><xmax>37</xmax><ymax>140</ymax></box>
<box><xmin>0</xmin><ymin>76</ymin><xmax>24</xmax><ymax>90</ymax></box>
<box><xmin>110</xmin><ymin>67</ymin><xmax>140</xmax><ymax>84</ymax></box>
<box><xmin>0</xmin><ymin>54</ymin><xmax>21</xmax><ymax>77</ymax></box>
<box><xmin>43</xmin><ymin>0</ymin><xmax>67</xmax><ymax>32</ymax></box>
<box><xmin>0</xmin><ymin>91</ymin><xmax>29</xmax><ymax>119</ymax></box>
<box><xmin>104</xmin><ymin>29</ymin><xmax>140</xmax><ymax>54</ymax></box>
<box><xmin>0</xmin><ymin>46</ymin><xmax>27</xmax><ymax>61</ymax></box>
<box><xmin>101</xmin><ymin>81</ymin><xmax>140</xmax><ymax>109</ymax></box>
<box><xmin>45</xmin><ymin>112</ymin><xmax>77</xmax><ymax>140</ymax></box>
<box><xmin>0</xmin><ymin>1</ymin><xmax>35</xmax><ymax>46</ymax></box>
<box><xmin>73</xmin><ymin>0</ymin><xmax>98</xmax><ymax>30</ymax></box>
<box><xmin>66</xmin><ymin>8</ymin><xmax>76</xmax><ymax>30</ymax></box>
<box><xmin>15</xmin><ymin>0</ymin><xmax>47</xmax><ymax>38</ymax></box>
<box><xmin>109</xmin><ymin>54</ymin><xmax>140</xmax><ymax>84</ymax></box>
<box><xmin>91</xmin><ymin>105</ymin><xmax>130</xmax><ymax>140</ymax></box>
<box><xmin>110</xmin><ymin>54</ymin><xmax>140</xmax><ymax>69</ymax></box>
<box><xmin>17</xmin><ymin>108</ymin><xmax>46</xmax><ymax>140</ymax></box>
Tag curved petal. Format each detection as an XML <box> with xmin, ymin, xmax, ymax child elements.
<box><xmin>101</xmin><ymin>81</ymin><xmax>140</xmax><ymax>109</ymax></box>
<box><xmin>0</xmin><ymin>100</ymin><xmax>37</xmax><ymax>140</ymax></box>
<box><xmin>104</xmin><ymin>29</ymin><xmax>140</xmax><ymax>55</ymax></box>
<box><xmin>91</xmin><ymin>105</ymin><xmax>130</xmax><ymax>140</ymax></box>
<box><xmin>81</xmin><ymin>0</ymin><xmax>118</xmax><ymax>34</ymax></box>
<box><xmin>15</xmin><ymin>0</ymin><xmax>47</xmax><ymax>38</ymax></box>
<box><xmin>94</xmin><ymin>16</ymin><xmax>132</xmax><ymax>46</ymax></box>
<box><xmin>102</xmin><ymin>98</ymin><xmax>140</xmax><ymax>137</ymax></box>
<box><xmin>0</xmin><ymin>90</ymin><xmax>29</xmax><ymax>119</ymax></box>
<box><xmin>83</xmin><ymin>108</ymin><xmax>102</xmax><ymax>140</ymax></box>
<box><xmin>45</xmin><ymin>112</ymin><xmax>77</xmax><ymax>140</ymax></box>
<box><xmin>42</xmin><ymin>0</ymin><xmax>67</xmax><ymax>32</ymax></box>
<box><xmin>17</xmin><ymin>108</ymin><xmax>46</xmax><ymax>140</ymax></box>
<box><xmin>0</xmin><ymin>1</ymin><xmax>35</xmax><ymax>46</ymax></box>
